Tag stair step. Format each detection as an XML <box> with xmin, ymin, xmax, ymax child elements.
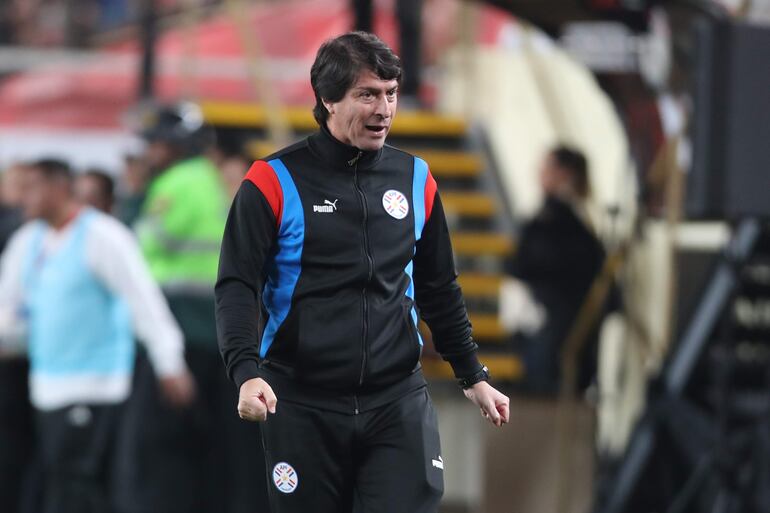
<box><xmin>418</xmin><ymin>311</ymin><xmax>504</xmax><ymax>342</ymax></box>
<box><xmin>422</xmin><ymin>352</ymin><xmax>523</xmax><ymax>381</ymax></box>
<box><xmin>201</xmin><ymin>101</ymin><xmax>467</xmax><ymax>137</ymax></box>
<box><xmin>451</xmin><ymin>233</ymin><xmax>514</xmax><ymax>257</ymax></box>
<box><xmin>468</xmin><ymin>312</ymin><xmax>506</xmax><ymax>341</ymax></box>
<box><xmin>457</xmin><ymin>273</ymin><xmax>503</xmax><ymax>298</ymax></box>
<box><xmin>414</xmin><ymin>150</ymin><xmax>483</xmax><ymax>178</ymax></box>
<box><xmin>441</xmin><ymin>192</ymin><xmax>496</xmax><ymax>218</ymax></box>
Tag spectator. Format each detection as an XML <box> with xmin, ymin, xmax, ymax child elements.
<box><xmin>0</xmin><ymin>163</ymin><xmax>25</xmax><ymax>251</ymax></box>
<box><xmin>75</xmin><ymin>169</ymin><xmax>115</xmax><ymax>214</ymax></box>
<box><xmin>352</xmin><ymin>0</ymin><xmax>424</xmax><ymax>106</ymax></box>
<box><xmin>505</xmin><ymin>145</ymin><xmax>606</xmax><ymax>395</ymax></box>
<box><xmin>0</xmin><ymin>158</ymin><xmax>193</xmax><ymax>513</ymax></box>
<box><xmin>115</xmin><ymin>154</ymin><xmax>150</xmax><ymax>226</ymax></box>
<box><xmin>0</xmin><ymin>162</ymin><xmax>32</xmax><ymax>513</ymax></box>
<box><xmin>208</xmin><ymin>139</ymin><xmax>252</xmax><ymax>199</ymax></box>
<box><xmin>118</xmin><ymin>103</ymin><xmax>267</xmax><ymax>513</ymax></box>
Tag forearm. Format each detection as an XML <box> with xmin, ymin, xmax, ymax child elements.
<box><xmin>419</xmin><ymin>280</ymin><xmax>482</xmax><ymax>378</ymax></box>
<box><xmin>414</xmin><ymin>193</ymin><xmax>481</xmax><ymax>378</ymax></box>
<box><xmin>215</xmin><ymin>277</ymin><xmax>261</xmax><ymax>388</ymax></box>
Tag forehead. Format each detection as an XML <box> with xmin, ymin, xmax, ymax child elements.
<box><xmin>77</xmin><ymin>175</ymin><xmax>100</xmax><ymax>187</ymax></box>
<box><xmin>350</xmin><ymin>69</ymin><xmax>399</xmax><ymax>91</ymax></box>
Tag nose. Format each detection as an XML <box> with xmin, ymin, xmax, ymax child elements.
<box><xmin>373</xmin><ymin>94</ymin><xmax>391</xmax><ymax>119</ymax></box>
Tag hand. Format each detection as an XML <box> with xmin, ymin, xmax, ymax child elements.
<box><xmin>238</xmin><ymin>377</ymin><xmax>277</xmax><ymax>422</ymax></box>
<box><xmin>463</xmin><ymin>381</ymin><xmax>510</xmax><ymax>427</ymax></box>
<box><xmin>159</xmin><ymin>370</ymin><xmax>196</xmax><ymax>408</ymax></box>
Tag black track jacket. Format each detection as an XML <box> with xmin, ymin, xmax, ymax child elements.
<box><xmin>215</xmin><ymin>126</ymin><xmax>482</xmax><ymax>414</ymax></box>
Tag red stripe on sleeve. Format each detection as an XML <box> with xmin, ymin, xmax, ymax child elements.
<box><xmin>424</xmin><ymin>170</ymin><xmax>438</xmax><ymax>221</ymax></box>
<box><xmin>245</xmin><ymin>161</ymin><xmax>283</xmax><ymax>228</ymax></box>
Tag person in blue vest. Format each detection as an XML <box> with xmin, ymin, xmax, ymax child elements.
<box><xmin>0</xmin><ymin>158</ymin><xmax>193</xmax><ymax>513</ymax></box>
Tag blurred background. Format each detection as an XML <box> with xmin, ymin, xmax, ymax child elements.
<box><xmin>1</xmin><ymin>0</ymin><xmax>770</xmax><ymax>512</ymax></box>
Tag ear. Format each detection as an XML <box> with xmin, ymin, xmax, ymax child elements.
<box><xmin>322</xmin><ymin>100</ymin><xmax>334</xmax><ymax>116</ymax></box>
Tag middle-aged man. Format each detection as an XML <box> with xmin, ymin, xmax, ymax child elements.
<box><xmin>216</xmin><ymin>32</ymin><xmax>510</xmax><ymax>513</ymax></box>
<box><xmin>0</xmin><ymin>159</ymin><xmax>193</xmax><ymax>513</ymax></box>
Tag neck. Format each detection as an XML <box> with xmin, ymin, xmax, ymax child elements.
<box><xmin>311</xmin><ymin>124</ymin><xmax>382</xmax><ymax>171</ymax></box>
<box><xmin>324</xmin><ymin>122</ymin><xmax>356</xmax><ymax>149</ymax></box>
<box><xmin>47</xmin><ymin>202</ymin><xmax>80</xmax><ymax>230</ymax></box>
<box><xmin>324</xmin><ymin>122</ymin><xmax>344</xmax><ymax>146</ymax></box>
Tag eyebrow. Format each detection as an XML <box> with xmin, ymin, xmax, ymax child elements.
<box><xmin>355</xmin><ymin>85</ymin><xmax>399</xmax><ymax>94</ymax></box>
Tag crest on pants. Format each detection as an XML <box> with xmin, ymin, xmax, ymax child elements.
<box><xmin>273</xmin><ymin>462</ymin><xmax>299</xmax><ymax>493</ymax></box>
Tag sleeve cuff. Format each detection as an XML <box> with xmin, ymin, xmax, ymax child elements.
<box><xmin>146</xmin><ymin>341</ymin><xmax>186</xmax><ymax>377</ymax></box>
<box><xmin>232</xmin><ymin>359</ymin><xmax>261</xmax><ymax>389</ymax></box>
<box><xmin>446</xmin><ymin>351</ymin><xmax>483</xmax><ymax>380</ymax></box>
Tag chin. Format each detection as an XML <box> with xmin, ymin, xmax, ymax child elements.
<box><xmin>357</xmin><ymin>139</ymin><xmax>387</xmax><ymax>151</ymax></box>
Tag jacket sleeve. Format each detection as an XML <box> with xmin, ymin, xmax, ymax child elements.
<box><xmin>413</xmin><ymin>190</ymin><xmax>482</xmax><ymax>380</ymax></box>
<box><xmin>215</xmin><ymin>175</ymin><xmax>278</xmax><ymax>389</ymax></box>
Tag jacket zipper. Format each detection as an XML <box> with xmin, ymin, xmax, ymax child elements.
<box><xmin>351</xmin><ymin>150</ymin><xmax>374</xmax><ymax>397</ymax></box>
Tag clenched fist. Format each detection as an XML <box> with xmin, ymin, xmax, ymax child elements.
<box><xmin>238</xmin><ymin>377</ymin><xmax>277</xmax><ymax>422</ymax></box>
<box><xmin>463</xmin><ymin>381</ymin><xmax>510</xmax><ymax>427</ymax></box>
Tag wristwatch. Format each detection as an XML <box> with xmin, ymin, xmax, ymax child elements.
<box><xmin>458</xmin><ymin>365</ymin><xmax>490</xmax><ymax>390</ymax></box>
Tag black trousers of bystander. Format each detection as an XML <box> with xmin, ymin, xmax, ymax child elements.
<box><xmin>0</xmin><ymin>358</ymin><xmax>35</xmax><ymax>513</ymax></box>
<box><xmin>36</xmin><ymin>402</ymin><xmax>122</xmax><ymax>513</ymax></box>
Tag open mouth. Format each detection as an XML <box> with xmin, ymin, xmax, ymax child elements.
<box><xmin>365</xmin><ymin>125</ymin><xmax>387</xmax><ymax>135</ymax></box>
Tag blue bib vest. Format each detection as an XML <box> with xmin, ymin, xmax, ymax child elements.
<box><xmin>23</xmin><ymin>209</ymin><xmax>134</xmax><ymax>380</ymax></box>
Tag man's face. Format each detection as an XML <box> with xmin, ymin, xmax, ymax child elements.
<box><xmin>145</xmin><ymin>140</ymin><xmax>177</xmax><ymax>174</ymax></box>
<box><xmin>325</xmin><ymin>69</ymin><xmax>399</xmax><ymax>151</ymax></box>
<box><xmin>19</xmin><ymin>169</ymin><xmax>62</xmax><ymax>221</ymax></box>
<box><xmin>0</xmin><ymin>164</ymin><xmax>26</xmax><ymax>207</ymax></box>
<box><xmin>539</xmin><ymin>154</ymin><xmax>571</xmax><ymax>197</ymax></box>
<box><xmin>75</xmin><ymin>175</ymin><xmax>112</xmax><ymax>213</ymax></box>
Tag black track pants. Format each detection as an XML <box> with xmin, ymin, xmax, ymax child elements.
<box><xmin>37</xmin><ymin>403</ymin><xmax>121</xmax><ymax>513</ymax></box>
<box><xmin>260</xmin><ymin>386</ymin><xmax>444</xmax><ymax>513</ymax></box>
<box><xmin>0</xmin><ymin>358</ymin><xmax>35</xmax><ymax>513</ymax></box>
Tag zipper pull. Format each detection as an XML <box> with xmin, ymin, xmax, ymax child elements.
<box><xmin>348</xmin><ymin>151</ymin><xmax>363</xmax><ymax>167</ymax></box>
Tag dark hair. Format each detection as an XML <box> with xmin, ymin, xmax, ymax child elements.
<box><xmin>82</xmin><ymin>169</ymin><xmax>115</xmax><ymax>202</ymax></box>
<box><xmin>30</xmin><ymin>158</ymin><xmax>73</xmax><ymax>182</ymax></box>
<box><xmin>310</xmin><ymin>31</ymin><xmax>402</xmax><ymax>126</ymax></box>
<box><xmin>550</xmin><ymin>145</ymin><xmax>590</xmax><ymax>199</ymax></box>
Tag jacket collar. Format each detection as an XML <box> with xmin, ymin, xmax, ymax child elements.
<box><xmin>308</xmin><ymin>124</ymin><xmax>383</xmax><ymax>170</ymax></box>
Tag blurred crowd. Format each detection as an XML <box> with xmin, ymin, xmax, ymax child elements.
<box><xmin>0</xmin><ymin>0</ymin><xmax>222</xmax><ymax>46</ymax></box>
<box><xmin>0</xmin><ymin>103</ymin><xmax>265</xmax><ymax>513</ymax></box>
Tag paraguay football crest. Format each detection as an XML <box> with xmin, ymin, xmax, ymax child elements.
<box><xmin>273</xmin><ymin>462</ymin><xmax>299</xmax><ymax>493</ymax></box>
<box><xmin>382</xmin><ymin>190</ymin><xmax>409</xmax><ymax>220</ymax></box>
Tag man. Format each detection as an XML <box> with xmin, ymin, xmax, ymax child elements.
<box><xmin>0</xmin><ymin>162</ymin><xmax>31</xmax><ymax>513</ymax></box>
<box><xmin>0</xmin><ymin>159</ymin><xmax>193</xmax><ymax>513</ymax></box>
<box><xmin>216</xmin><ymin>32</ymin><xmax>510</xmax><ymax>513</ymax></box>
<box><xmin>75</xmin><ymin>168</ymin><xmax>115</xmax><ymax>214</ymax></box>
<box><xmin>209</xmin><ymin>139</ymin><xmax>253</xmax><ymax>199</ymax></box>
<box><xmin>119</xmin><ymin>104</ymin><xmax>267</xmax><ymax>513</ymax></box>
<box><xmin>352</xmin><ymin>0</ymin><xmax>424</xmax><ymax>106</ymax></box>
<box><xmin>115</xmin><ymin>154</ymin><xmax>150</xmax><ymax>226</ymax></box>
<box><xmin>0</xmin><ymin>163</ymin><xmax>25</xmax><ymax>251</ymax></box>
<box><xmin>506</xmin><ymin>145</ymin><xmax>607</xmax><ymax>394</ymax></box>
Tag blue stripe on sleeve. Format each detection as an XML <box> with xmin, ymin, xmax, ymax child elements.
<box><xmin>412</xmin><ymin>157</ymin><xmax>429</xmax><ymax>242</ymax></box>
<box><xmin>260</xmin><ymin>159</ymin><xmax>304</xmax><ymax>358</ymax></box>
<box><xmin>405</xmin><ymin>156</ymin><xmax>429</xmax><ymax>347</ymax></box>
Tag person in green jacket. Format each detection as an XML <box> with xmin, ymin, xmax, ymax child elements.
<box><xmin>134</xmin><ymin>104</ymin><xmax>226</xmax><ymax>345</ymax></box>
<box><xmin>115</xmin><ymin>103</ymin><xmax>268</xmax><ymax>513</ymax></box>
